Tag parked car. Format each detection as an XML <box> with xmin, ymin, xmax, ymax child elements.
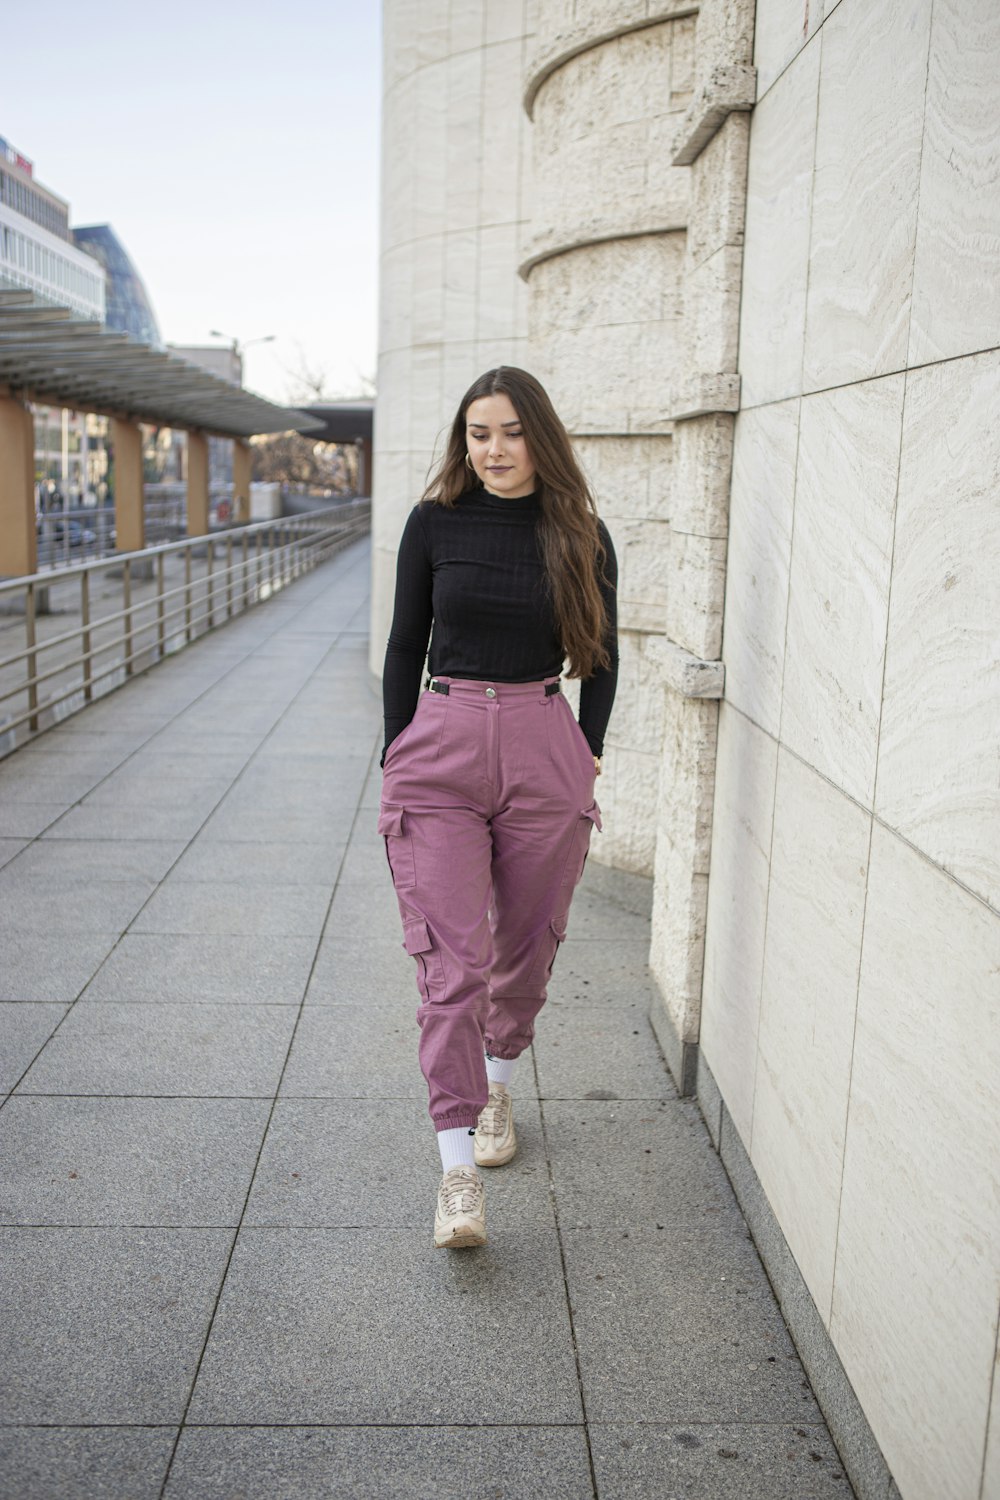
<box><xmin>37</xmin><ymin>517</ymin><xmax>98</xmax><ymax>547</ymax></box>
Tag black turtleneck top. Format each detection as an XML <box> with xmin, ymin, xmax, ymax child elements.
<box><xmin>381</xmin><ymin>485</ymin><xmax>618</xmax><ymax>760</ymax></box>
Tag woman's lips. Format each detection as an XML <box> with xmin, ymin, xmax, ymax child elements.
<box><xmin>488</xmin><ymin>466</ymin><xmax>512</xmax><ymax>472</ymax></box>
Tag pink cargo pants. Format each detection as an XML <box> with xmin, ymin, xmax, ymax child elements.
<box><xmin>378</xmin><ymin>675</ymin><xmax>601</xmax><ymax>1131</ymax></box>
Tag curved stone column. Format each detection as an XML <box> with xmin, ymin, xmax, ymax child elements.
<box><xmin>523</xmin><ymin>0</ymin><xmax>755</xmax><ymax>1078</ymax></box>
<box><xmin>522</xmin><ymin>5</ymin><xmax>696</xmax><ymax>876</ymax></box>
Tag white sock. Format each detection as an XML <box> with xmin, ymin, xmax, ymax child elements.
<box><xmin>485</xmin><ymin>1052</ymin><xmax>517</xmax><ymax>1087</ymax></box>
<box><xmin>437</xmin><ymin>1125</ymin><xmax>477</xmax><ymax>1172</ymax></box>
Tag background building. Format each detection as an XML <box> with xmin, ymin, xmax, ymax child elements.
<box><xmin>371</xmin><ymin>5</ymin><xmax>1000</xmax><ymax>1499</ymax></box>
<box><xmin>0</xmin><ymin>136</ymin><xmax>105</xmax><ymax>319</ymax></box>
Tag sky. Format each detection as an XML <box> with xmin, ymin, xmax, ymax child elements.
<box><xmin>2</xmin><ymin>0</ymin><xmax>381</xmax><ymax>406</ymax></box>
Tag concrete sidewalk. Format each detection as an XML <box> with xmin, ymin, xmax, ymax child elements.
<box><xmin>0</xmin><ymin>537</ymin><xmax>853</xmax><ymax>1499</ymax></box>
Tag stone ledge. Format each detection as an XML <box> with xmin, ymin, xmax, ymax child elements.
<box><xmin>646</xmin><ymin>637</ymin><xmax>725</xmax><ymax>699</ymax></box>
<box><xmin>671</xmin><ymin>64</ymin><xmax>757</xmax><ymax>166</ymax></box>
<box><xmin>671</xmin><ymin>372</ymin><xmax>741</xmax><ymax>420</ymax></box>
<box><xmin>523</xmin><ymin>6</ymin><xmax>699</xmax><ymax>118</ymax></box>
<box><xmin>518</xmin><ymin>220</ymin><xmax>688</xmax><ymax>281</ymax></box>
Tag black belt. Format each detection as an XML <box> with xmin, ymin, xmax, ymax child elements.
<box><xmin>427</xmin><ymin>678</ymin><xmax>561</xmax><ymax>697</ymax></box>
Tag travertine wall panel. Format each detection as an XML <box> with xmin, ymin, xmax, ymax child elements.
<box><xmin>685</xmin><ymin>113</ymin><xmax>749</xmax><ymax>269</ymax></box>
<box><xmin>686</xmin><ymin>243</ymin><xmax>743</xmax><ymax>372</ymax></box>
<box><xmin>738</xmin><ymin>36</ymin><xmax>818</xmax><ymax>408</ymax></box>
<box><xmin>751</xmin><ymin>749</ymin><xmax>869</xmax><ymax>1323</ymax></box>
<box><xmin>908</xmin><ymin>0</ymin><xmax>1000</xmax><ymax>364</ymax></box>
<box><xmin>751</xmin><ymin>0</ymin><xmax>825</xmax><ymax>98</ymax></box>
<box><xmin>699</xmin><ymin>703</ymin><xmax>777</xmax><ymax>1146</ymax></box>
<box><xmin>719</xmin><ymin>398</ymin><xmax>798</xmax><ymax>737</ymax></box>
<box><xmin>875</xmin><ymin>348</ymin><xmax>1000</xmax><ymax>911</ymax></box>
<box><xmin>802</xmin><ymin>0</ymin><xmax>930</xmax><ymax>391</ymax></box>
<box><xmin>670</xmin><ymin>414</ymin><xmax>732</xmax><ymax>538</ymax></box>
<box><xmin>780</xmin><ymin>376</ymin><xmax>901</xmax><ymax>808</ymax></box>
<box><xmin>700</xmin><ymin>3</ymin><xmax>1000</xmax><ymax>1493</ymax></box>
<box><xmin>665</xmin><ymin>531</ymin><xmax>726</xmax><ymax>661</ymax></box>
<box><xmin>831</xmin><ymin>825</ymin><xmax>1000</xmax><ymax>1500</ymax></box>
<box><xmin>984</xmin><ymin>1384</ymin><xmax>1000</xmax><ymax>1500</ymax></box>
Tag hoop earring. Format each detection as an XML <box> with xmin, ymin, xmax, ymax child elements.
<box><xmin>464</xmin><ymin>453</ymin><xmax>474</xmax><ymax>470</ymax></box>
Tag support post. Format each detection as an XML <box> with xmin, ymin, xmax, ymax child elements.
<box><xmin>186</xmin><ymin>430</ymin><xmax>210</xmax><ymax>536</ymax></box>
<box><xmin>232</xmin><ymin>438</ymin><xmax>252</xmax><ymax>523</ymax></box>
<box><xmin>111</xmin><ymin>416</ymin><xmax>145</xmax><ymax>553</ymax></box>
<box><xmin>0</xmin><ymin>395</ymin><xmax>38</xmax><ymax>577</ymax></box>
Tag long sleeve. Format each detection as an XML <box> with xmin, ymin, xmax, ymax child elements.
<box><xmin>381</xmin><ymin>505</ymin><xmax>433</xmax><ymax>759</ymax></box>
<box><xmin>577</xmin><ymin>521</ymin><xmax>619</xmax><ymax>757</ymax></box>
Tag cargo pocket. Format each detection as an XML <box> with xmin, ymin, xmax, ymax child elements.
<box><xmin>528</xmin><ymin>913</ymin><xmax>568</xmax><ymax>988</ymax></box>
<box><xmin>377</xmin><ymin>803</ymin><xmax>415</xmax><ymax>889</ymax></box>
<box><xmin>401</xmin><ymin>915</ymin><xmax>443</xmax><ymax>999</ymax></box>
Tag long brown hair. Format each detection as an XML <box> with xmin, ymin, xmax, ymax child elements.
<box><xmin>420</xmin><ymin>367</ymin><xmax>611</xmax><ymax>679</ymax></box>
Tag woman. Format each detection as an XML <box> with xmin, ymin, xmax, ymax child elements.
<box><xmin>379</xmin><ymin>366</ymin><xmax>618</xmax><ymax>1249</ymax></box>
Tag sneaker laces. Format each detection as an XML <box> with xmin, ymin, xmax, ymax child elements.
<box><xmin>477</xmin><ymin>1086</ymin><xmax>511</xmax><ymax>1139</ymax></box>
<box><xmin>440</xmin><ymin>1166</ymin><xmax>484</xmax><ymax>1215</ymax></box>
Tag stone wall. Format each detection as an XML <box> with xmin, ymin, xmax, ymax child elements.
<box><xmin>699</xmin><ymin>3</ymin><xmax>1000</xmax><ymax>1498</ymax></box>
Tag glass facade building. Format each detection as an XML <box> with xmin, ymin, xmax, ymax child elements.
<box><xmin>73</xmin><ymin>224</ymin><xmax>162</xmax><ymax>347</ymax></box>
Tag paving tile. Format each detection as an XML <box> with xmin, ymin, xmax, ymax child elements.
<box><xmin>188</xmin><ymin>1227</ymin><xmax>582</xmax><ymax>1425</ymax></box>
<box><xmin>245</xmin><ymin>1095</ymin><xmax>553</xmax><ymax>1229</ymax></box>
<box><xmin>544</xmin><ymin>1100</ymin><xmax>740</xmax><ymax>1229</ymax></box>
<box><xmin>0</xmin><ymin>802</ymin><xmax>67</xmax><ymax>837</ymax></box>
<box><xmin>533</xmin><ymin>1007</ymin><xmax>677</xmax><ymax>1100</ymax></box>
<box><xmin>0</xmin><ymin>1096</ymin><xmax>270</xmax><ymax>1226</ymax></box>
<box><xmin>0</xmin><ymin>765</ymin><xmax>106</xmax><ymax>802</ymax></box>
<box><xmin>13</xmin><ymin>837</ymin><xmax>186</xmax><ymax>880</ymax></box>
<box><xmin>15</xmin><ymin>1002</ymin><xmax>297</xmax><ymax>1097</ymax></box>
<box><xmin>0</xmin><ymin>837</ymin><xmax>28</xmax><ymax>869</ymax></box>
<box><xmin>561</xmin><ymin>887</ymin><xmax>652</xmax><ymax>944</ymax></box>
<box><xmin>0</xmin><ymin>1227</ymin><xmax>232</xmax><ymax>1422</ymax></box>
<box><xmin>169</xmin><ymin>837</ymin><xmax>346</xmax><ymax>884</ymax></box>
<box><xmin>79</xmin><ymin>933</ymin><xmax>317</xmax><ymax>1005</ymax></box>
<box><xmin>132</xmin><ymin>880</ymin><xmax>332</xmax><ymax>937</ymax></box>
<box><xmin>0</xmin><ymin>1003</ymin><xmax>67</xmax><ymax>1092</ymax></box>
<box><xmin>546</xmin><ymin>939</ymin><xmax>658</xmax><ymax>1010</ymax></box>
<box><xmin>0</xmin><ymin>1426</ymin><xmax>176</xmax><ymax>1500</ymax></box>
<box><xmin>589</xmin><ymin>1422</ymin><xmax>851</xmax><ymax>1498</ymax></box>
<box><xmin>0</xmin><ymin>931</ymin><xmax>120</xmax><ymax>1003</ymax></box>
<box><xmin>197</xmin><ymin>800</ymin><xmax>355</xmax><ymax>845</ymax></box>
<box><xmin>563</xmin><ymin>1228</ymin><xmax>823</xmax><ymax>1424</ymax></box>
<box><xmin>165</xmin><ymin>1425</ymin><xmax>593</xmax><ymax>1499</ymax></box>
<box><xmin>44</xmin><ymin>800</ymin><xmax>220</xmax><ymax>842</ymax></box>
<box><xmin>305</xmin><ymin>930</ymin><xmax>413</xmax><ymax>1003</ymax></box>
<box><xmin>279</xmin><ymin>1003</ymin><xmax>426</xmax><ymax>1098</ymax></box>
<box><xmin>0</xmin><ymin>873</ymin><xmax>156</xmax><ymax>933</ymax></box>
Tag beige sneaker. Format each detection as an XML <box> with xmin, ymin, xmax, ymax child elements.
<box><xmin>474</xmin><ymin>1082</ymin><xmax>517</xmax><ymax>1167</ymax></box>
<box><xmin>433</xmin><ymin>1165</ymin><xmax>487</xmax><ymax>1249</ymax></box>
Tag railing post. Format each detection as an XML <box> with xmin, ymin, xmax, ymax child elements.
<box><xmin>123</xmin><ymin>558</ymin><xmax>133</xmax><ymax>676</ymax></box>
<box><xmin>81</xmin><ymin>569</ymin><xmax>92</xmax><ymax>702</ymax></box>
<box><xmin>226</xmin><ymin>535</ymin><xmax>234</xmax><ymax>619</ymax></box>
<box><xmin>25</xmin><ymin>581</ymin><xmax>38</xmax><ymax>732</ymax></box>
<box><xmin>157</xmin><ymin>550</ymin><xmax>166</xmax><ymax>657</ymax></box>
<box><xmin>185</xmin><ymin>544</ymin><xmax>193</xmax><ymax>644</ymax></box>
<box><xmin>206</xmin><ymin>533</ymin><xmax>214</xmax><ymax>630</ymax></box>
<box><xmin>256</xmin><ymin>531</ymin><xmax>263</xmax><ymax>600</ymax></box>
<box><xmin>242</xmin><ymin>530</ymin><xmax>250</xmax><ymax>610</ymax></box>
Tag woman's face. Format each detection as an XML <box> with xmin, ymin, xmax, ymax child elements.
<box><xmin>465</xmin><ymin>393</ymin><xmax>537</xmax><ymax>498</ymax></box>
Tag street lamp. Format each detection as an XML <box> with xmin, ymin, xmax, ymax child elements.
<box><xmin>208</xmin><ymin>330</ymin><xmax>276</xmax><ymax>388</ymax></box>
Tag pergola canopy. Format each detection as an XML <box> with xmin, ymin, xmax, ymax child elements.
<box><xmin>0</xmin><ymin>285</ymin><xmax>324</xmax><ymax>437</ymax></box>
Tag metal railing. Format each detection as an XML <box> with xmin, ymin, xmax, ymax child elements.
<box><xmin>0</xmin><ymin>500</ymin><xmax>370</xmax><ymax>758</ymax></box>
